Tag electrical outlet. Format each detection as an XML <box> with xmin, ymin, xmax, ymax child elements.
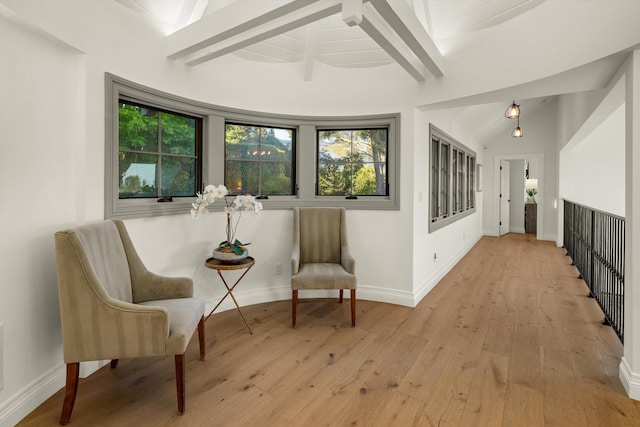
<box><xmin>275</xmin><ymin>263</ymin><xmax>283</xmax><ymax>275</ymax></box>
<box><xmin>0</xmin><ymin>322</ymin><xmax>4</xmax><ymax>391</ymax></box>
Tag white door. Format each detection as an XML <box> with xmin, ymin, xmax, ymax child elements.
<box><xmin>499</xmin><ymin>160</ymin><xmax>510</xmax><ymax>236</ymax></box>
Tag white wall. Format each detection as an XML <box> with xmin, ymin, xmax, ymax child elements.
<box><xmin>559</xmin><ymin>103</ymin><xmax>625</xmax><ymax>217</ymax></box>
<box><xmin>482</xmin><ymin>100</ymin><xmax>559</xmax><ymax>241</ymax></box>
<box><xmin>0</xmin><ymin>14</ymin><xmax>84</xmax><ymax>426</ymax></box>
<box><xmin>412</xmin><ymin>109</ymin><xmax>483</xmax><ymax>302</ymax></box>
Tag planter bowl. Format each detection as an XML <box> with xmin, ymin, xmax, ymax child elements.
<box><xmin>211</xmin><ymin>248</ymin><xmax>249</xmax><ymax>263</ymax></box>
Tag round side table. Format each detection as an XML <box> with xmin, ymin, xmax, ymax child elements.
<box><xmin>204</xmin><ymin>256</ymin><xmax>255</xmax><ymax>334</ymax></box>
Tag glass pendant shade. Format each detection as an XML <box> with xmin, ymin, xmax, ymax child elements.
<box><xmin>505</xmin><ymin>101</ymin><xmax>520</xmax><ymax>119</ymax></box>
<box><xmin>511</xmin><ymin>121</ymin><xmax>523</xmax><ymax>138</ymax></box>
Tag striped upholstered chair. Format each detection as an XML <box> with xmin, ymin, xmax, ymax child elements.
<box><xmin>54</xmin><ymin>219</ymin><xmax>205</xmax><ymax>425</ymax></box>
<box><xmin>291</xmin><ymin>207</ymin><xmax>357</xmax><ymax>327</ymax></box>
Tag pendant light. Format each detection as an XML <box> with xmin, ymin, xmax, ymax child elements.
<box><xmin>511</xmin><ymin>117</ymin><xmax>523</xmax><ymax>138</ymax></box>
<box><xmin>504</xmin><ymin>100</ymin><xmax>520</xmax><ymax>119</ymax></box>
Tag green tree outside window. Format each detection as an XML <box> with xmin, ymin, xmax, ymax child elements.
<box><xmin>225</xmin><ymin>123</ymin><xmax>295</xmax><ymax>195</ymax></box>
<box><xmin>118</xmin><ymin>101</ymin><xmax>201</xmax><ymax>199</ymax></box>
<box><xmin>317</xmin><ymin>129</ymin><xmax>387</xmax><ymax>196</ymax></box>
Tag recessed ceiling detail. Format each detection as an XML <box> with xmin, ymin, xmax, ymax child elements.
<box><xmin>117</xmin><ymin>0</ymin><xmax>545</xmax><ymax>81</ymax></box>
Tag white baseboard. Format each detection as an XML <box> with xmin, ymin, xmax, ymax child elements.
<box><xmin>413</xmin><ymin>233</ymin><xmax>482</xmax><ymax>307</ymax></box>
<box><xmin>3</xmin><ymin>239</ymin><xmax>480</xmax><ymax>426</ymax></box>
<box><xmin>620</xmin><ymin>357</ymin><xmax>640</xmax><ymax>401</ymax></box>
<box><xmin>509</xmin><ymin>226</ymin><xmax>525</xmax><ymax>233</ymax></box>
<box><xmin>0</xmin><ymin>354</ymin><xmax>128</xmax><ymax>426</ymax></box>
<box><xmin>0</xmin><ymin>364</ymin><xmax>66</xmax><ymax>427</ymax></box>
<box><xmin>206</xmin><ymin>282</ymin><xmax>416</xmax><ymax>316</ymax></box>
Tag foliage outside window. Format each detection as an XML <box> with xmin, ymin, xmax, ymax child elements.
<box><xmin>225</xmin><ymin>123</ymin><xmax>295</xmax><ymax>196</ymax></box>
<box><xmin>118</xmin><ymin>100</ymin><xmax>201</xmax><ymax>199</ymax></box>
<box><xmin>317</xmin><ymin>129</ymin><xmax>388</xmax><ymax>197</ymax></box>
<box><xmin>429</xmin><ymin>124</ymin><xmax>476</xmax><ymax>232</ymax></box>
<box><xmin>106</xmin><ymin>74</ymin><xmax>400</xmax><ymax>218</ymax></box>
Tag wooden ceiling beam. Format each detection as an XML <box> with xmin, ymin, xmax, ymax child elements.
<box><xmin>360</xmin><ymin>3</ymin><xmax>427</xmax><ymax>81</ymax></box>
<box><xmin>369</xmin><ymin>0</ymin><xmax>444</xmax><ymax>77</ymax></box>
<box><xmin>166</xmin><ymin>0</ymin><xmax>341</xmax><ymax>65</ymax></box>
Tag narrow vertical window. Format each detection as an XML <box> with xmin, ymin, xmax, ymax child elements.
<box><xmin>431</xmin><ymin>138</ymin><xmax>440</xmax><ymax>221</ymax></box>
<box><xmin>118</xmin><ymin>100</ymin><xmax>201</xmax><ymax>199</ymax></box>
<box><xmin>429</xmin><ymin>124</ymin><xmax>476</xmax><ymax>232</ymax></box>
<box><xmin>440</xmin><ymin>141</ymin><xmax>450</xmax><ymax>218</ymax></box>
<box><xmin>467</xmin><ymin>155</ymin><xmax>475</xmax><ymax>209</ymax></box>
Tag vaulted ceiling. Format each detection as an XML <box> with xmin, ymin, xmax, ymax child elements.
<box><xmin>116</xmin><ymin>0</ymin><xmax>544</xmax><ymax>82</ymax></box>
<box><xmin>110</xmin><ymin>0</ymin><xmax>633</xmax><ymax>143</ymax></box>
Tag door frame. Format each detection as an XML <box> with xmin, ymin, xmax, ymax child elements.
<box><xmin>499</xmin><ymin>160</ymin><xmax>511</xmax><ymax>236</ymax></box>
<box><xmin>493</xmin><ymin>153</ymin><xmax>545</xmax><ymax>240</ymax></box>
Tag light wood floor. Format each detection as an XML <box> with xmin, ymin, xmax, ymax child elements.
<box><xmin>19</xmin><ymin>233</ymin><xmax>640</xmax><ymax>426</ymax></box>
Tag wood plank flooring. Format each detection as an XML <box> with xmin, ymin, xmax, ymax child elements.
<box><xmin>18</xmin><ymin>233</ymin><xmax>640</xmax><ymax>426</ymax></box>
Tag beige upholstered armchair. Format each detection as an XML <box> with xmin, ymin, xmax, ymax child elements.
<box><xmin>54</xmin><ymin>219</ymin><xmax>205</xmax><ymax>425</ymax></box>
<box><xmin>291</xmin><ymin>207</ymin><xmax>357</xmax><ymax>327</ymax></box>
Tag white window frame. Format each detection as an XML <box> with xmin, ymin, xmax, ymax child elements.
<box><xmin>429</xmin><ymin>124</ymin><xmax>476</xmax><ymax>232</ymax></box>
<box><xmin>105</xmin><ymin>74</ymin><xmax>400</xmax><ymax>219</ymax></box>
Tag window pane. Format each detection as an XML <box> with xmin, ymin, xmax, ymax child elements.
<box><xmin>225</xmin><ymin>123</ymin><xmax>295</xmax><ymax>195</ymax></box>
<box><xmin>118</xmin><ymin>99</ymin><xmax>201</xmax><ymax>201</ymax></box>
<box><xmin>452</xmin><ymin>149</ymin><xmax>458</xmax><ymax>212</ymax></box>
<box><xmin>318</xmin><ymin>162</ymin><xmax>350</xmax><ymax>195</ymax></box>
<box><xmin>161</xmin><ymin>156</ymin><xmax>196</xmax><ymax>197</ymax></box>
<box><xmin>318</xmin><ymin>129</ymin><xmax>387</xmax><ymax>196</ymax></box>
<box><xmin>225</xmin><ymin>160</ymin><xmax>260</xmax><ymax>194</ymax></box>
<box><xmin>319</xmin><ymin>131</ymin><xmax>351</xmax><ymax>161</ymax></box>
<box><xmin>353</xmin><ymin>163</ymin><xmax>386</xmax><ymax>195</ymax></box>
<box><xmin>261</xmin><ymin>162</ymin><xmax>293</xmax><ymax>195</ymax></box>
<box><xmin>161</xmin><ymin>111</ymin><xmax>197</xmax><ymax>156</ymax></box>
<box><xmin>119</xmin><ymin>153</ymin><xmax>158</xmax><ymax>198</ymax></box>
<box><xmin>440</xmin><ymin>142</ymin><xmax>449</xmax><ymax>217</ymax></box>
<box><xmin>431</xmin><ymin>139</ymin><xmax>439</xmax><ymax>221</ymax></box>
<box><xmin>119</xmin><ymin>103</ymin><xmax>158</xmax><ymax>152</ymax></box>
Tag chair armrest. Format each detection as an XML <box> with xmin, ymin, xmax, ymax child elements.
<box><xmin>59</xmin><ymin>292</ymin><xmax>171</xmax><ymax>363</ymax></box>
<box><xmin>292</xmin><ymin>208</ymin><xmax>301</xmax><ymax>275</ymax></box>
<box><xmin>292</xmin><ymin>246</ymin><xmax>300</xmax><ymax>275</ymax></box>
<box><xmin>132</xmin><ymin>270</ymin><xmax>193</xmax><ymax>303</ymax></box>
<box><xmin>341</xmin><ymin>246</ymin><xmax>355</xmax><ymax>274</ymax></box>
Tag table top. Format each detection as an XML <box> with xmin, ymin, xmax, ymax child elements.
<box><xmin>205</xmin><ymin>256</ymin><xmax>255</xmax><ymax>271</ymax></box>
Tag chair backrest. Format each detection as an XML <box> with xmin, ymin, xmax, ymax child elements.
<box><xmin>56</xmin><ymin>220</ymin><xmax>133</xmax><ymax>303</ymax></box>
<box><xmin>296</xmin><ymin>207</ymin><xmax>345</xmax><ymax>264</ymax></box>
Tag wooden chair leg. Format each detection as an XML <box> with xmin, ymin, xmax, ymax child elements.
<box><xmin>292</xmin><ymin>290</ymin><xmax>298</xmax><ymax>328</ymax></box>
<box><xmin>351</xmin><ymin>289</ymin><xmax>356</xmax><ymax>327</ymax></box>
<box><xmin>198</xmin><ymin>316</ymin><xmax>205</xmax><ymax>361</ymax></box>
<box><xmin>339</xmin><ymin>289</ymin><xmax>343</xmax><ymax>303</ymax></box>
<box><xmin>59</xmin><ymin>362</ymin><xmax>79</xmax><ymax>425</ymax></box>
<box><xmin>175</xmin><ymin>354</ymin><xmax>185</xmax><ymax>414</ymax></box>
<box><xmin>110</xmin><ymin>359</ymin><xmax>119</xmax><ymax>369</ymax></box>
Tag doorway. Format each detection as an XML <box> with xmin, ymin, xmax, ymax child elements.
<box><xmin>494</xmin><ymin>154</ymin><xmax>544</xmax><ymax>240</ymax></box>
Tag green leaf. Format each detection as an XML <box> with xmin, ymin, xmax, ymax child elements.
<box><xmin>230</xmin><ymin>243</ymin><xmax>244</xmax><ymax>255</ymax></box>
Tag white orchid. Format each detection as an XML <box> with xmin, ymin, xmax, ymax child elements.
<box><xmin>203</xmin><ymin>184</ymin><xmax>228</xmax><ymax>203</ymax></box>
<box><xmin>191</xmin><ymin>184</ymin><xmax>262</xmax><ymax>255</ymax></box>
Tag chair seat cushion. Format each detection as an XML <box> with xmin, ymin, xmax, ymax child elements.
<box><xmin>291</xmin><ymin>263</ymin><xmax>357</xmax><ymax>290</ymax></box>
<box><xmin>139</xmin><ymin>297</ymin><xmax>205</xmax><ymax>355</ymax></box>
